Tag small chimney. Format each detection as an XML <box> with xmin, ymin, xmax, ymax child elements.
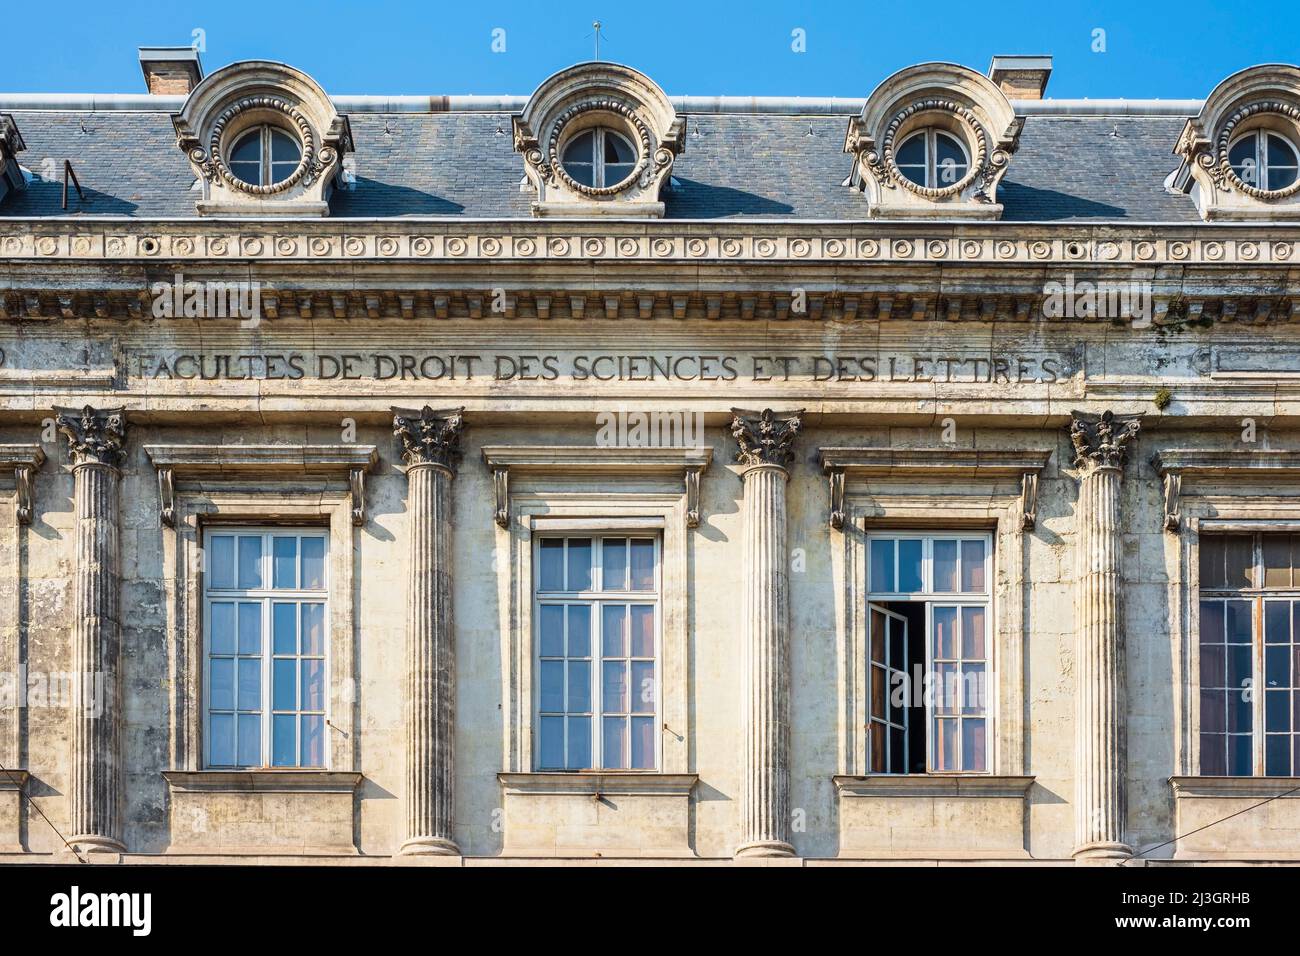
<box><xmin>988</xmin><ymin>55</ymin><xmax>1052</xmax><ymax>100</ymax></box>
<box><xmin>138</xmin><ymin>46</ymin><xmax>204</xmax><ymax>95</ymax></box>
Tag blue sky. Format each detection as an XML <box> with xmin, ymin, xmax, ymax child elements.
<box><xmin>1</xmin><ymin>0</ymin><xmax>1294</xmax><ymax>99</ymax></box>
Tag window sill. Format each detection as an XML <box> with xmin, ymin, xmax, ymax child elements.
<box><xmin>833</xmin><ymin>774</ymin><xmax>1034</xmax><ymax>798</ymax></box>
<box><xmin>1169</xmin><ymin>775</ymin><xmax>1300</xmax><ymax>799</ymax></box>
<box><xmin>1169</xmin><ymin>776</ymin><xmax>1300</xmax><ymax>859</ymax></box>
<box><xmin>163</xmin><ymin>770</ymin><xmax>363</xmax><ymax>794</ymax></box>
<box><xmin>0</xmin><ymin>770</ymin><xmax>27</xmax><ymax>852</ymax></box>
<box><xmin>498</xmin><ymin>772</ymin><xmax>698</xmax><ymax>797</ymax></box>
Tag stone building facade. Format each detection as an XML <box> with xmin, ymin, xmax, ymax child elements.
<box><xmin>1</xmin><ymin>50</ymin><xmax>1299</xmax><ymax>864</ymax></box>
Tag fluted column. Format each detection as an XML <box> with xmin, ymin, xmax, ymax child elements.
<box><xmin>731</xmin><ymin>408</ymin><xmax>803</xmax><ymax>858</ymax></box>
<box><xmin>55</xmin><ymin>405</ymin><xmax>127</xmax><ymax>854</ymax></box>
<box><xmin>392</xmin><ymin>406</ymin><xmax>465</xmax><ymax>856</ymax></box>
<box><xmin>1069</xmin><ymin>409</ymin><xmax>1141</xmax><ymax>862</ymax></box>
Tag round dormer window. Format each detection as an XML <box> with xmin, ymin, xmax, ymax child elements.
<box><xmin>228</xmin><ymin>125</ymin><xmax>302</xmax><ymax>188</ymax></box>
<box><xmin>561</xmin><ymin>128</ymin><xmax>637</xmax><ymax>189</ymax></box>
<box><xmin>895</xmin><ymin>129</ymin><xmax>970</xmax><ymax>189</ymax></box>
<box><xmin>1228</xmin><ymin>129</ymin><xmax>1299</xmax><ymax>193</ymax></box>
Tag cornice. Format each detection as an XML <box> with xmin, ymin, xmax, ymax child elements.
<box><xmin>2</xmin><ymin>219</ymin><xmax>1299</xmax><ymax>267</ymax></box>
<box><xmin>1150</xmin><ymin>447</ymin><xmax>1300</xmax><ymax>533</ymax></box>
<box><xmin>0</xmin><ymin>443</ymin><xmax>44</xmax><ymax>526</ymax></box>
<box><xmin>162</xmin><ymin>770</ymin><xmax>363</xmax><ymax>793</ymax></box>
<box><xmin>833</xmin><ymin>774</ymin><xmax>1035</xmax><ymax>798</ymax></box>
<box><xmin>498</xmin><ymin>772</ymin><xmax>699</xmax><ymax>797</ymax></box>
<box><xmin>1169</xmin><ymin>775</ymin><xmax>1300</xmax><ymax>799</ymax></box>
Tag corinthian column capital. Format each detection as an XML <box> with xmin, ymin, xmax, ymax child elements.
<box><xmin>1069</xmin><ymin>410</ymin><xmax>1141</xmax><ymax>472</ymax></box>
<box><xmin>730</xmin><ymin>408</ymin><xmax>803</xmax><ymax>470</ymax></box>
<box><xmin>55</xmin><ymin>405</ymin><xmax>127</xmax><ymax>469</ymax></box>
<box><xmin>392</xmin><ymin>406</ymin><xmax>465</xmax><ymax>473</ymax></box>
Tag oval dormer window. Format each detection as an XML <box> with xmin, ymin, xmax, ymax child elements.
<box><xmin>895</xmin><ymin>129</ymin><xmax>970</xmax><ymax>189</ymax></box>
<box><xmin>561</xmin><ymin>128</ymin><xmax>637</xmax><ymax>188</ymax></box>
<box><xmin>228</xmin><ymin>125</ymin><xmax>302</xmax><ymax>188</ymax></box>
<box><xmin>1228</xmin><ymin>129</ymin><xmax>1300</xmax><ymax>193</ymax></box>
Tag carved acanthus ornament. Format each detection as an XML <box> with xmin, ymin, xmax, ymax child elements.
<box><xmin>393</xmin><ymin>406</ymin><xmax>465</xmax><ymax>472</ymax></box>
<box><xmin>55</xmin><ymin>405</ymin><xmax>127</xmax><ymax>469</ymax></box>
<box><xmin>1069</xmin><ymin>410</ymin><xmax>1141</xmax><ymax>471</ymax></box>
<box><xmin>731</xmin><ymin>408</ymin><xmax>804</xmax><ymax>469</ymax></box>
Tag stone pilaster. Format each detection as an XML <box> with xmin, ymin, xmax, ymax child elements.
<box><xmin>1069</xmin><ymin>409</ymin><xmax>1141</xmax><ymax>862</ymax></box>
<box><xmin>730</xmin><ymin>408</ymin><xmax>802</xmax><ymax>858</ymax></box>
<box><xmin>392</xmin><ymin>406</ymin><xmax>464</xmax><ymax>856</ymax></box>
<box><xmin>54</xmin><ymin>405</ymin><xmax>127</xmax><ymax>854</ymax></box>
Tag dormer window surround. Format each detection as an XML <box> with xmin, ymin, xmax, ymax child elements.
<box><xmin>843</xmin><ymin>62</ymin><xmax>1023</xmax><ymax>220</ymax></box>
<box><xmin>0</xmin><ymin>114</ymin><xmax>27</xmax><ymax>204</ymax></box>
<box><xmin>171</xmin><ymin>60</ymin><xmax>354</xmax><ymax>217</ymax></box>
<box><xmin>1174</xmin><ymin>63</ymin><xmax>1300</xmax><ymax>221</ymax></box>
<box><xmin>512</xmin><ymin>62</ymin><xmax>686</xmax><ymax>218</ymax></box>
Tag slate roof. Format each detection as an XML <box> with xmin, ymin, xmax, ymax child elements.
<box><xmin>0</xmin><ymin>107</ymin><xmax>1201</xmax><ymax>222</ymax></box>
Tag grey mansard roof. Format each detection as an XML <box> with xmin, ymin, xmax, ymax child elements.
<box><xmin>0</xmin><ymin>104</ymin><xmax>1201</xmax><ymax>222</ymax></box>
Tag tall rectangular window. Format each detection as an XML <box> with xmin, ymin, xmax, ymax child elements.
<box><xmin>535</xmin><ymin>535</ymin><xmax>659</xmax><ymax>771</ymax></box>
<box><xmin>866</xmin><ymin>533</ymin><xmax>992</xmax><ymax>774</ymax></box>
<box><xmin>205</xmin><ymin>528</ymin><xmax>328</xmax><ymax>769</ymax></box>
<box><xmin>1199</xmin><ymin>532</ymin><xmax>1300</xmax><ymax>776</ymax></box>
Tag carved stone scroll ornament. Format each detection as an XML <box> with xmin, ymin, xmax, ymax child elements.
<box><xmin>730</xmin><ymin>408</ymin><xmax>804</xmax><ymax>470</ymax></box>
<box><xmin>1021</xmin><ymin>471</ymin><xmax>1039</xmax><ymax>531</ymax></box>
<box><xmin>54</xmin><ymin>405</ymin><xmax>127</xmax><ymax>469</ymax></box>
<box><xmin>392</xmin><ymin>406</ymin><xmax>465</xmax><ymax>472</ymax></box>
<box><xmin>828</xmin><ymin>468</ymin><xmax>846</xmax><ymax>530</ymax></box>
<box><xmin>1069</xmin><ymin>410</ymin><xmax>1142</xmax><ymax>471</ymax></box>
<box><xmin>158</xmin><ymin>466</ymin><xmax>176</xmax><ymax>528</ymax></box>
<box><xmin>684</xmin><ymin>466</ymin><xmax>702</xmax><ymax>529</ymax></box>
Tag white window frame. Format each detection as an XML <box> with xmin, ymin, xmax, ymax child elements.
<box><xmin>1197</xmin><ymin>531</ymin><xmax>1300</xmax><ymax>777</ymax></box>
<box><xmin>1228</xmin><ymin>128</ymin><xmax>1300</xmax><ymax>193</ymax></box>
<box><xmin>561</xmin><ymin>127</ymin><xmax>637</xmax><ymax>188</ymax></box>
<box><xmin>532</xmin><ymin>533</ymin><xmax>662</xmax><ymax>772</ymax></box>
<box><xmin>865</xmin><ymin>531</ymin><xmax>994</xmax><ymax>774</ymax></box>
<box><xmin>895</xmin><ymin>128</ymin><xmax>970</xmax><ymax>189</ymax></box>
<box><xmin>202</xmin><ymin>526</ymin><xmax>330</xmax><ymax>770</ymax></box>
<box><xmin>227</xmin><ymin>125</ymin><xmax>301</xmax><ymax>188</ymax></box>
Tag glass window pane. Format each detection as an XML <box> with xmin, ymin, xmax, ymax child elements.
<box><xmin>1269</xmin><ymin>165</ymin><xmax>1299</xmax><ymax>191</ymax></box>
<box><xmin>538</xmin><ymin>716</ymin><xmax>564</xmax><ymax>769</ymax></box>
<box><xmin>1199</xmin><ymin>600</ymin><xmax>1225</xmax><ymax>643</ymax></box>
<box><xmin>237</xmin><ymin>658</ymin><xmax>260</xmax><ymax>711</ymax></box>
<box><xmin>567</xmin><ymin>660</ymin><xmax>590</xmax><ymax>713</ymax></box>
<box><xmin>273</xmin><ymin>659</ymin><xmax>297</xmax><ymax>710</ymax></box>
<box><xmin>273</xmin><ymin>602</ymin><xmax>297</xmax><ymax>655</ymax></box>
<box><xmin>602</xmin><ymin>605</ymin><xmax>626</xmax><ymax>657</ymax></box>
<box><xmin>962</xmin><ymin>664</ymin><xmax>986</xmax><ymax>714</ymax></box>
<box><xmin>869</xmin><ymin>539</ymin><xmax>895</xmax><ymax>592</ymax></box>
<box><xmin>961</xmin><ymin>540</ymin><xmax>986</xmax><ymax>592</ymax></box>
<box><xmin>605</xmin><ymin>131</ymin><xmax>635</xmax><ymax>164</ymax></box>
<box><xmin>1264</xmin><ymin>535</ymin><xmax>1292</xmax><ymax>588</ymax></box>
<box><xmin>631</xmin><ymin>716</ymin><xmax>655</xmax><ymax>769</ymax></box>
<box><xmin>539</xmin><ymin>539</ymin><xmax>564</xmax><ymax>591</ymax></box>
<box><xmin>1200</xmin><ymin>689</ymin><xmax>1226</xmax><ymax>733</ymax></box>
<box><xmin>539</xmin><ymin>604</ymin><xmax>564</xmax><ymax>658</ymax></box>
<box><xmin>933</xmin><ymin>540</ymin><xmax>958</xmax><ymax>592</ymax></box>
<box><xmin>630</xmin><ymin>539</ymin><xmax>655</xmax><ymax>590</ymax></box>
<box><xmin>870</xmin><ymin>608</ymin><xmax>885</xmax><ymax>664</ymax></box>
<box><xmin>209</xmin><ymin>535</ymin><xmax>235</xmax><ymax>589</ymax></box>
<box><xmin>567</xmin><ymin>716</ymin><xmax>591</xmax><ymax>769</ymax></box>
<box><xmin>300</xmin><ymin>715</ymin><xmax>323</xmax><ymax>766</ymax></box>
<box><xmin>896</xmin><ymin>134</ymin><xmax>926</xmax><ymax>166</ymax></box>
<box><xmin>210</xmin><ymin>714</ymin><xmax>235</xmax><ymax>766</ymax></box>
<box><xmin>1227</xmin><ymin>644</ymin><xmax>1253</xmax><ymax>689</ymax></box>
<box><xmin>934</xmin><ymin>717</ymin><xmax>958</xmax><ymax>771</ymax></box>
<box><xmin>936</xmin><ymin>662</ymin><xmax>959</xmax><ymax>714</ymax></box>
<box><xmin>238</xmin><ymin>601</ymin><xmax>261</xmax><ymax>654</ymax></box>
<box><xmin>603</xmin><ymin>661</ymin><xmax>628</xmax><ymax>713</ymax></box>
<box><xmin>1266</xmin><ymin>690</ymin><xmax>1291</xmax><ymax>732</ymax></box>
<box><xmin>563</xmin><ymin>130</ymin><xmax>595</xmax><ymax>164</ymax></box>
<box><xmin>1266</xmin><ymin>734</ymin><xmax>1292</xmax><ymax>776</ymax></box>
<box><xmin>1229</xmin><ymin>135</ymin><xmax>1258</xmax><ymax>183</ymax></box>
<box><xmin>630</xmin><ymin>605</ymin><xmax>654</xmax><ymax>657</ymax></box>
<box><xmin>1228</xmin><ymin>687</ymin><xmax>1252</xmax><ymax>733</ymax></box>
<box><xmin>301</xmin><ymin>659</ymin><xmax>325</xmax><ymax>712</ymax></box>
<box><xmin>1199</xmin><ymin>733</ymin><xmax>1226</xmax><ymax>775</ymax></box>
<box><xmin>1225</xmin><ymin>600</ymin><xmax>1252</xmax><ymax>643</ymax></box>
<box><xmin>301</xmin><ymin>537</ymin><xmax>325</xmax><ymax>590</ymax></box>
<box><xmin>961</xmin><ymin>606</ymin><xmax>985</xmax><ymax>659</ymax></box>
<box><xmin>631</xmin><ymin>660</ymin><xmax>655</xmax><ymax>713</ymax></box>
<box><xmin>1199</xmin><ymin>537</ymin><xmax>1226</xmax><ymax>590</ymax></box>
<box><xmin>272</xmin><ymin>714</ymin><xmax>296</xmax><ymax>767</ymax></box>
<box><xmin>962</xmin><ymin>718</ymin><xmax>987</xmax><ymax>772</ymax></box>
<box><xmin>566</xmin><ymin>161</ymin><xmax>595</xmax><ymax>187</ymax></box>
<box><xmin>539</xmin><ymin>660</ymin><xmax>564</xmax><ymax>713</ymax></box>
<box><xmin>869</xmin><ymin>720</ymin><xmax>885</xmax><ymax>772</ymax></box>
<box><xmin>602</xmin><ymin>539</ymin><xmax>628</xmax><ymax>590</ymax></box>
<box><xmin>301</xmin><ymin>603</ymin><xmax>325</xmax><ymax>656</ymax></box>
<box><xmin>230</xmin><ymin>130</ymin><xmax>260</xmax><ymax>163</ymax></box>
<box><xmin>1266</xmin><ymin>600</ymin><xmax>1291</xmax><ymax>644</ymax></box>
<box><xmin>210</xmin><ymin>602</ymin><xmax>236</xmax><ymax>655</ymax></box>
<box><xmin>566</xmin><ymin>604</ymin><xmax>591</xmax><ymax>658</ymax></box>
<box><xmin>889</xmin><ymin>726</ymin><xmax>905</xmax><ymax>773</ymax></box>
<box><xmin>210</xmin><ymin>658</ymin><xmax>234</xmax><ymax>711</ymax></box>
<box><xmin>270</xmin><ymin>129</ymin><xmax>300</xmax><ymax>163</ymax></box>
<box><xmin>603</xmin><ymin>716</ymin><xmax>627</xmax><ymax>769</ymax></box>
<box><xmin>871</xmin><ymin>666</ymin><xmax>886</xmax><ymax>722</ymax></box>
<box><xmin>237</xmin><ymin>714</ymin><xmax>260</xmax><ymax>766</ymax></box>
<box><xmin>888</xmin><ymin>616</ymin><xmax>905</xmax><ymax>670</ymax></box>
<box><xmin>898</xmin><ymin>539</ymin><xmax>922</xmax><ymax>592</ymax></box>
<box><xmin>1224</xmin><ymin>535</ymin><xmax>1253</xmax><ymax>589</ymax></box>
<box><xmin>1200</xmin><ymin>644</ymin><xmax>1226</xmax><ymax>687</ymax></box>
<box><xmin>933</xmin><ymin>606</ymin><xmax>958</xmax><ymax>659</ymax></box>
<box><xmin>566</xmin><ymin>538</ymin><xmax>592</xmax><ymax>592</ymax></box>
<box><xmin>237</xmin><ymin>535</ymin><xmax>262</xmax><ymax>589</ymax></box>
<box><xmin>273</xmin><ymin>536</ymin><xmax>297</xmax><ymax>589</ymax></box>
<box><xmin>1267</xmin><ymin>645</ymin><xmax>1291</xmax><ymax>688</ymax></box>
<box><xmin>230</xmin><ymin>161</ymin><xmax>260</xmax><ymax>186</ymax></box>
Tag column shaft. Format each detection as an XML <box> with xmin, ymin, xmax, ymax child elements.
<box><xmin>738</xmin><ymin>463</ymin><xmax>793</xmax><ymax>857</ymax></box>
